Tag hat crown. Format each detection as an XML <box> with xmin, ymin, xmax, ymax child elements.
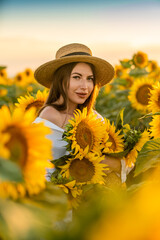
<box><xmin>55</xmin><ymin>43</ymin><xmax>92</xmax><ymax>59</ymax></box>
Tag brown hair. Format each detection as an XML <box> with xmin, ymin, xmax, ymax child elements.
<box><xmin>38</xmin><ymin>62</ymin><xmax>99</xmax><ymax>115</ymax></box>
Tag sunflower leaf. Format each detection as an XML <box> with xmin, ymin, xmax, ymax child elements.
<box><xmin>126</xmin><ymin>181</ymin><xmax>147</xmax><ymax>194</ymax></box>
<box><xmin>139</xmin><ymin>111</ymin><xmax>160</xmax><ymax>120</ymax></box>
<box><xmin>115</xmin><ymin>108</ymin><xmax>125</xmax><ymax>131</ymax></box>
<box><xmin>134</xmin><ymin>138</ymin><xmax>160</xmax><ymax>176</ymax></box>
<box><xmin>129</xmin><ymin>68</ymin><xmax>148</xmax><ymax>77</ymax></box>
<box><xmin>51</xmin><ymin>154</ymin><xmax>72</xmax><ymax>167</ymax></box>
<box><xmin>114</xmin><ymin>78</ymin><xmax>128</xmax><ymax>86</ymax></box>
<box><xmin>120</xmin><ymin>60</ymin><xmax>132</xmax><ymax>68</ymax></box>
<box><xmin>0</xmin><ymin>66</ymin><xmax>6</xmax><ymax>71</ymax></box>
<box><xmin>0</xmin><ymin>157</ymin><xmax>23</xmax><ymax>182</ymax></box>
<box><xmin>105</xmin><ymin>149</ymin><xmax>130</xmax><ymax>158</ymax></box>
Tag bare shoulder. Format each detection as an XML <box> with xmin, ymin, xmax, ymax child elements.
<box><xmin>93</xmin><ymin>110</ymin><xmax>104</xmax><ymax>121</ymax></box>
<box><xmin>39</xmin><ymin>106</ymin><xmax>61</xmax><ymax>125</ymax></box>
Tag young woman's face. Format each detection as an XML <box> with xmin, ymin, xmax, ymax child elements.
<box><xmin>67</xmin><ymin>62</ymin><xmax>94</xmax><ymax>106</ymax></box>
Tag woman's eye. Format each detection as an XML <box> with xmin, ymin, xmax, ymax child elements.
<box><xmin>73</xmin><ymin>76</ymin><xmax>80</xmax><ymax>79</ymax></box>
<box><xmin>88</xmin><ymin>77</ymin><xmax>94</xmax><ymax>81</ymax></box>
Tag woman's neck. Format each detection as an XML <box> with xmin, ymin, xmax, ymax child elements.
<box><xmin>64</xmin><ymin>99</ymin><xmax>78</xmax><ymax>115</ymax></box>
<box><xmin>62</xmin><ymin>104</ymin><xmax>77</xmax><ymax>115</ymax></box>
<box><xmin>53</xmin><ymin>96</ymin><xmax>78</xmax><ymax>115</ymax></box>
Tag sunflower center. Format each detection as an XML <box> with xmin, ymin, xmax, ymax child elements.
<box><xmin>116</xmin><ymin>69</ymin><xmax>122</xmax><ymax>77</ymax></box>
<box><xmin>25</xmin><ymin>71</ymin><xmax>30</xmax><ymax>76</ymax></box>
<box><xmin>136</xmin><ymin>84</ymin><xmax>152</xmax><ymax>105</ymax></box>
<box><xmin>137</xmin><ymin>55</ymin><xmax>144</xmax><ymax>64</ymax></box>
<box><xmin>151</xmin><ymin>63</ymin><xmax>157</xmax><ymax>71</ymax></box>
<box><xmin>158</xmin><ymin>95</ymin><xmax>160</xmax><ymax>107</ymax></box>
<box><xmin>17</xmin><ymin>75</ymin><xmax>22</xmax><ymax>81</ymax></box>
<box><xmin>3</xmin><ymin>125</ymin><xmax>28</xmax><ymax>168</ymax></box>
<box><xmin>69</xmin><ymin>158</ymin><xmax>95</xmax><ymax>183</ymax></box>
<box><xmin>75</xmin><ymin>121</ymin><xmax>94</xmax><ymax>150</ymax></box>
<box><xmin>25</xmin><ymin>100</ymin><xmax>44</xmax><ymax>110</ymax></box>
<box><xmin>0</xmin><ymin>71</ymin><xmax>4</xmax><ymax>77</ymax></box>
<box><xmin>126</xmin><ymin>77</ymin><xmax>133</xmax><ymax>88</ymax></box>
<box><xmin>108</xmin><ymin>134</ymin><xmax>116</xmax><ymax>151</ymax></box>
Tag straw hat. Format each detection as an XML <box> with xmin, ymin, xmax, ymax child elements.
<box><xmin>34</xmin><ymin>43</ymin><xmax>115</xmax><ymax>88</ymax></box>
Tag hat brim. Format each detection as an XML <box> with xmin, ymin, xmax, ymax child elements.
<box><xmin>34</xmin><ymin>55</ymin><xmax>115</xmax><ymax>88</ymax></box>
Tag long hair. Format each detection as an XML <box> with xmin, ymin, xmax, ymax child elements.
<box><xmin>38</xmin><ymin>62</ymin><xmax>99</xmax><ymax>115</ymax></box>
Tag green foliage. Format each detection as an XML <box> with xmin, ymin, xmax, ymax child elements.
<box><xmin>0</xmin><ymin>183</ymin><xmax>68</xmax><ymax>240</ymax></box>
<box><xmin>134</xmin><ymin>138</ymin><xmax>160</xmax><ymax>176</ymax></box>
<box><xmin>0</xmin><ymin>157</ymin><xmax>23</xmax><ymax>182</ymax></box>
<box><xmin>51</xmin><ymin>154</ymin><xmax>73</xmax><ymax>169</ymax></box>
<box><xmin>0</xmin><ymin>66</ymin><xmax>6</xmax><ymax>71</ymax></box>
<box><xmin>129</xmin><ymin>67</ymin><xmax>148</xmax><ymax>77</ymax></box>
<box><xmin>0</xmin><ymin>83</ymin><xmax>45</xmax><ymax>108</ymax></box>
<box><xmin>120</xmin><ymin>60</ymin><xmax>132</xmax><ymax>68</ymax></box>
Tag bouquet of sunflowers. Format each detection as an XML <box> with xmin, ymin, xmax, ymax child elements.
<box><xmin>96</xmin><ymin>51</ymin><xmax>160</xmax><ymax>130</ymax></box>
<box><xmin>50</xmin><ymin>107</ymin><xmax>151</xmax><ymax>209</ymax></box>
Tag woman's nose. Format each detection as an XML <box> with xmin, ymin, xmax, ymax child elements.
<box><xmin>80</xmin><ymin>79</ymin><xmax>87</xmax><ymax>89</ymax></box>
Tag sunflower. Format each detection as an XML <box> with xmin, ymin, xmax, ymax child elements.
<box><xmin>147</xmin><ymin>60</ymin><xmax>158</xmax><ymax>73</ymax></box>
<box><xmin>0</xmin><ymin>106</ymin><xmax>53</xmax><ymax>199</ymax></box>
<box><xmin>15</xmin><ymin>89</ymin><xmax>48</xmax><ymax>113</ymax></box>
<box><xmin>125</xmin><ymin>130</ymin><xmax>150</xmax><ymax>167</ymax></box>
<box><xmin>133</xmin><ymin>51</ymin><xmax>148</xmax><ymax>68</ymax></box>
<box><xmin>24</xmin><ymin>68</ymin><xmax>34</xmax><ymax>78</ymax></box>
<box><xmin>58</xmin><ymin>180</ymin><xmax>82</xmax><ymax>209</ymax></box>
<box><xmin>148</xmin><ymin>82</ymin><xmax>160</xmax><ymax>113</ymax></box>
<box><xmin>102</xmin><ymin>118</ymin><xmax>124</xmax><ymax>154</ymax></box>
<box><xmin>122</xmin><ymin>58</ymin><xmax>130</xmax><ymax>62</ymax></box>
<box><xmin>104</xmin><ymin>83</ymin><xmax>113</xmax><ymax>94</ymax></box>
<box><xmin>60</xmin><ymin>152</ymin><xmax>107</xmax><ymax>185</ymax></box>
<box><xmin>149</xmin><ymin>115</ymin><xmax>160</xmax><ymax>139</ymax></box>
<box><xmin>0</xmin><ymin>88</ymin><xmax>8</xmax><ymax>97</ymax></box>
<box><xmin>0</xmin><ymin>68</ymin><xmax>10</xmax><ymax>85</ymax></box>
<box><xmin>0</xmin><ymin>68</ymin><xmax>7</xmax><ymax>79</ymax></box>
<box><xmin>149</xmin><ymin>67</ymin><xmax>160</xmax><ymax>80</ymax></box>
<box><xmin>13</xmin><ymin>72</ymin><xmax>28</xmax><ymax>87</ymax></box>
<box><xmin>27</xmin><ymin>86</ymin><xmax>33</xmax><ymax>92</ymax></box>
<box><xmin>0</xmin><ymin>133</ymin><xmax>10</xmax><ymax>159</ymax></box>
<box><xmin>128</xmin><ymin>77</ymin><xmax>154</xmax><ymax>113</ymax></box>
<box><xmin>65</xmin><ymin>108</ymin><xmax>105</xmax><ymax>157</ymax></box>
<box><xmin>114</xmin><ymin>65</ymin><xmax>128</xmax><ymax>78</ymax></box>
<box><xmin>23</xmin><ymin>68</ymin><xmax>36</xmax><ymax>84</ymax></box>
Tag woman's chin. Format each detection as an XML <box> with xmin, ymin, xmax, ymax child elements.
<box><xmin>77</xmin><ymin>99</ymin><xmax>87</xmax><ymax>104</ymax></box>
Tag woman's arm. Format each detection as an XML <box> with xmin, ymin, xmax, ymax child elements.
<box><xmin>101</xmin><ymin>155</ymin><xmax>121</xmax><ymax>174</ymax></box>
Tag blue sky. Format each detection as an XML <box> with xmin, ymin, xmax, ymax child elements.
<box><xmin>1</xmin><ymin>0</ymin><xmax>160</xmax><ymax>76</ymax></box>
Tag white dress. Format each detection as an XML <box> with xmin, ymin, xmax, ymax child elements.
<box><xmin>33</xmin><ymin>117</ymin><xmax>68</xmax><ymax>181</ymax></box>
<box><xmin>33</xmin><ymin>117</ymin><xmax>72</xmax><ymax>224</ymax></box>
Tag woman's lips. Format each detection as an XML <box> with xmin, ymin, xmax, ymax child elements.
<box><xmin>76</xmin><ymin>93</ymin><xmax>88</xmax><ymax>98</ymax></box>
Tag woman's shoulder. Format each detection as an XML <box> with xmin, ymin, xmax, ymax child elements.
<box><xmin>39</xmin><ymin>106</ymin><xmax>61</xmax><ymax>125</ymax></box>
<box><xmin>93</xmin><ymin>110</ymin><xmax>104</xmax><ymax>121</ymax></box>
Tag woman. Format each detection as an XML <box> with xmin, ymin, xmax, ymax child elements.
<box><xmin>33</xmin><ymin>43</ymin><xmax>122</xmax><ymax>179</ymax></box>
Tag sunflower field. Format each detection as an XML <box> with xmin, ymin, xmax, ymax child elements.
<box><xmin>1</xmin><ymin>51</ymin><xmax>160</xmax><ymax>240</ymax></box>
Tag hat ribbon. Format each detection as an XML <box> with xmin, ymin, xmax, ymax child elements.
<box><xmin>60</xmin><ymin>52</ymin><xmax>91</xmax><ymax>58</ymax></box>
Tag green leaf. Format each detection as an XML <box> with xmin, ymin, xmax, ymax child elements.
<box><xmin>24</xmin><ymin>183</ymin><xmax>67</xmax><ymax>209</ymax></box>
<box><xmin>51</xmin><ymin>154</ymin><xmax>72</xmax><ymax>168</ymax></box>
<box><xmin>115</xmin><ymin>108</ymin><xmax>125</xmax><ymax>131</ymax></box>
<box><xmin>105</xmin><ymin>149</ymin><xmax>130</xmax><ymax>158</ymax></box>
<box><xmin>139</xmin><ymin>111</ymin><xmax>160</xmax><ymax>120</ymax></box>
<box><xmin>120</xmin><ymin>60</ymin><xmax>132</xmax><ymax>68</ymax></box>
<box><xmin>134</xmin><ymin>138</ymin><xmax>160</xmax><ymax>176</ymax></box>
<box><xmin>0</xmin><ymin>66</ymin><xmax>6</xmax><ymax>71</ymax></box>
<box><xmin>129</xmin><ymin>68</ymin><xmax>148</xmax><ymax>77</ymax></box>
<box><xmin>0</xmin><ymin>158</ymin><xmax>23</xmax><ymax>182</ymax></box>
<box><xmin>127</xmin><ymin>181</ymin><xmax>147</xmax><ymax>194</ymax></box>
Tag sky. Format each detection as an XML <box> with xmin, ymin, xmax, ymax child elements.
<box><xmin>0</xmin><ymin>0</ymin><xmax>160</xmax><ymax>76</ymax></box>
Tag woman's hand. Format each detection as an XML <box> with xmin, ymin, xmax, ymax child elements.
<box><xmin>101</xmin><ymin>155</ymin><xmax>121</xmax><ymax>175</ymax></box>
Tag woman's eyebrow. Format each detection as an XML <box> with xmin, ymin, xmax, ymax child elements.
<box><xmin>71</xmin><ymin>72</ymin><xmax>93</xmax><ymax>77</ymax></box>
